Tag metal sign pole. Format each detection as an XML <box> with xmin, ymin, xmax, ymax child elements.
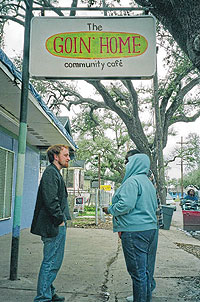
<box><xmin>95</xmin><ymin>188</ymin><xmax>98</xmax><ymax>225</ymax></box>
<box><xmin>153</xmin><ymin>49</ymin><xmax>166</xmax><ymax>205</ymax></box>
<box><xmin>10</xmin><ymin>0</ymin><xmax>33</xmax><ymax>280</ymax></box>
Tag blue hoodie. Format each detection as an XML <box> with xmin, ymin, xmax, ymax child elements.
<box><xmin>108</xmin><ymin>154</ymin><xmax>158</xmax><ymax>232</ymax></box>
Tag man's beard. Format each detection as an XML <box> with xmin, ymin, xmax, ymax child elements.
<box><xmin>58</xmin><ymin>160</ymin><xmax>68</xmax><ymax>168</ymax></box>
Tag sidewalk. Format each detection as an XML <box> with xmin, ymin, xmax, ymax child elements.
<box><xmin>0</xmin><ymin>207</ymin><xmax>200</xmax><ymax>302</ymax></box>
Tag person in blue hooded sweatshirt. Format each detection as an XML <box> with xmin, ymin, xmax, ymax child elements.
<box><xmin>103</xmin><ymin>153</ymin><xmax>158</xmax><ymax>302</ymax></box>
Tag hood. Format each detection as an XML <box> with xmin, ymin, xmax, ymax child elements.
<box><xmin>122</xmin><ymin>153</ymin><xmax>150</xmax><ymax>183</ymax></box>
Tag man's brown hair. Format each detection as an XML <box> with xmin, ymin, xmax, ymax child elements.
<box><xmin>47</xmin><ymin>144</ymin><xmax>69</xmax><ymax>163</ymax></box>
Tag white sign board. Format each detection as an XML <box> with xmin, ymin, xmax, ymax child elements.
<box><xmin>30</xmin><ymin>16</ymin><xmax>156</xmax><ymax>79</ymax></box>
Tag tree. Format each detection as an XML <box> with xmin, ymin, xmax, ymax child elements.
<box><xmin>71</xmin><ymin>107</ymin><xmax>136</xmax><ymax>185</ymax></box>
<box><xmin>166</xmin><ymin>133</ymin><xmax>200</xmax><ymax>172</ymax></box>
<box><xmin>133</xmin><ymin>0</ymin><xmax>200</xmax><ymax>72</ymax></box>
<box><xmin>183</xmin><ymin>169</ymin><xmax>200</xmax><ymax>190</ymax></box>
<box><xmin>181</xmin><ymin>133</ymin><xmax>200</xmax><ymax>172</ymax></box>
<box><xmin>1</xmin><ymin>0</ymin><xmax>200</xmax><ymax>204</ymax></box>
<box><xmin>165</xmin><ymin>133</ymin><xmax>200</xmax><ymax>192</ymax></box>
<box><xmin>0</xmin><ymin>0</ymin><xmax>78</xmax><ymax>45</ymax></box>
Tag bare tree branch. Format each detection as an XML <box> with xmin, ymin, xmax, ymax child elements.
<box><xmin>166</xmin><ymin>76</ymin><xmax>200</xmax><ymax>123</ymax></box>
<box><xmin>70</xmin><ymin>0</ymin><xmax>78</xmax><ymax>16</ymax></box>
<box><xmin>165</xmin><ymin>155</ymin><xmax>180</xmax><ymax>167</ymax></box>
<box><xmin>41</xmin><ymin>0</ymin><xmax>64</xmax><ymax>16</ymax></box>
<box><xmin>160</xmin><ymin>64</ymin><xmax>195</xmax><ymax>122</ymax></box>
<box><xmin>88</xmin><ymin>78</ymin><xmax>128</xmax><ymax>118</ymax></box>
<box><xmin>170</xmin><ymin>109</ymin><xmax>200</xmax><ymax>124</ymax></box>
<box><xmin>0</xmin><ymin>15</ymin><xmax>24</xmax><ymax>26</ymax></box>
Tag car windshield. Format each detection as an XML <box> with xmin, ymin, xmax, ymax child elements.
<box><xmin>166</xmin><ymin>193</ymin><xmax>173</xmax><ymax>200</ymax></box>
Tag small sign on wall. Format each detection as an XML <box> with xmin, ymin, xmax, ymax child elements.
<box><xmin>30</xmin><ymin>16</ymin><xmax>156</xmax><ymax>79</ymax></box>
<box><xmin>74</xmin><ymin>196</ymin><xmax>84</xmax><ymax>212</ymax></box>
<box><xmin>100</xmin><ymin>185</ymin><xmax>112</xmax><ymax>191</ymax></box>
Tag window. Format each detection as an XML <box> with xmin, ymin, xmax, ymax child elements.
<box><xmin>0</xmin><ymin>147</ymin><xmax>14</xmax><ymax>220</ymax></box>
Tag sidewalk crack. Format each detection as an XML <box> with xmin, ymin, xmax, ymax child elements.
<box><xmin>100</xmin><ymin>238</ymin><xmax>121</xmax><ymax>301</ymax></box>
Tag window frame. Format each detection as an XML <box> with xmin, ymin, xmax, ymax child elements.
<box><xmin>0</xmin><ymin>146</ymin><xmax>14</xmax><ymax>221</ymax></box>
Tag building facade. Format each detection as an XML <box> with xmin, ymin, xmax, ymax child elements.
<box><xmin>0</xmin><ymin>50</ymin><xmax>77</xmax><ymax>236</ymax></box>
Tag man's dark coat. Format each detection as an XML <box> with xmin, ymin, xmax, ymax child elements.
<box><xmin>31</xmin><ymin>164</ymin><xmax>71</xmax><ymax>238</ymax></box>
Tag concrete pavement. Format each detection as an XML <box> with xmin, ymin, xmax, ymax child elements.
<box><xmin>0</xmin><ymin>205</ymin><xmax>200</xmax><ymax>302</ymax></box>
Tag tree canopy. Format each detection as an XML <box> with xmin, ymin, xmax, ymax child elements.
<box><xmin>183</xmin><ymin>169</ymin><xmax>200</xmax><ymax>190</ymax></box>
<box><xmin>133</xmin><ymin>0</ymin><xmax>200</xmax><ymax>72</ymax></box>
<box><xmin>72</xmin><ymin>107</ymin><xmax>135</xmax><ymax>184</ymax></box>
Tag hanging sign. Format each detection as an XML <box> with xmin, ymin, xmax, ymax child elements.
<box><xmin>29</xmin><ymin>16</ymin><xmax>156</xmax><ymax>79</ymax></box>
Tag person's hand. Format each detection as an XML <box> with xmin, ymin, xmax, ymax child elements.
<box><xmin>118</xmin><ymin>232</ymin><xmax>122</xmax><ymax>239</ymax></box>
<box><xmin>59</xmin><ymin>221</ymin><xmax>65</xmax><ymax>226</ymax></box>
<box><xmin>103</xmin><ymin>207</ymin><xmax>109</xmax><ymax>214</ymax></box>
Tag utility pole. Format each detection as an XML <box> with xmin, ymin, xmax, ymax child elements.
<box><xmin>176</xmin><ymin>136</ymin><xmax>187</xmax><ymax>198</ymax></box>
<box><xmin>180</xmin><ymin>137</ymin><xmax>184</xmax><ymax>198</ymax></box>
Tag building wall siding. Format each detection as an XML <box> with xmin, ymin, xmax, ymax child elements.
<box><xmin>0</xmin><ymin>130</ymin><xmax>39</xmax><ymax>236</ymax></box>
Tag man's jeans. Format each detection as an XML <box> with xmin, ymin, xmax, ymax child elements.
<box><xmin>121</xmin><ymin>229</ymin><xmax>156</xmax><ymax>302</ymax></box>
<box><xmin>34</xmin><ymin>225</ymin><xmax>67</xmax><ymax>302</ymax></box>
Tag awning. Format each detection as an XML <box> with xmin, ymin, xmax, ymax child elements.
<box><xmin>0</xmin><ymin>49</ymin><xmax>77</xmax><ymax>150</ymax></box>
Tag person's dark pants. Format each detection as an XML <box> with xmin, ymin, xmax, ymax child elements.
<box><xmin>34</xmin><ymin>225</ymin><xmax>66</xmax><ymax>302</ymax></box>
<box><xmin>121</xmin><ymin>229</ymin><xmax>156</xmax><ymax>302</ymax></box>
<box><xmin>148</xmin><ymin>227</ymin><xmax>158</xmax><ymax>291</ymax></box>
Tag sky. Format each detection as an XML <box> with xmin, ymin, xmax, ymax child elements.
<box><xmin>2</xmin><ymin>2</ymin><xmax>200</xmax><ymax>179</ymax></box>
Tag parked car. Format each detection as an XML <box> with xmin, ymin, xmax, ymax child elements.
<box><xmin>166</xmin><ymin>193</ymin><xmax>177</xmax><ymax>210</ymax></box>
